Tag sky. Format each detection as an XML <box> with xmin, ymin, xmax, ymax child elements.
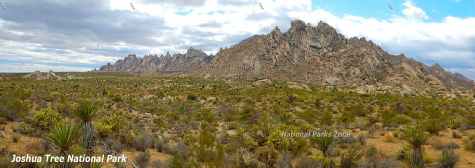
<box><xmin>0</xmin><ymin>0</ymin><xmax>474</xmax><ymax>79</ymax></box>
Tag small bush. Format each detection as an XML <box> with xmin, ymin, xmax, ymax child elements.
<box><xmin>15</xmin><ymin>122</ymin><xmax>35</xmax><ymax>135</ymax></box>
<box><xmin>439</xmin><ymin>148</ymin><xmax>458</xmax><ymax>168</ymax></box>
<box><xmin>135</xmin><ymin>151</ymin><xmax>150</xmax><ymax>168</ymax></box>
<box><xmin>340</xmin><ymin>145</ymin><xmax>363</xmax><ymax>168</ymax></box>
<box><xmin>464</xmin><ymin>134</ymin><xmax>475</xmax><ymax>152</ymax></box>
<box><xmin>32</xmin><ymin>108</ymin><xmax>62</xmax><ymax>130</ymax></box>
<box><xmin>311</xmin><ymin>131</ymin><xmax>335</xmax><ymax>156</ymax></box>
<box><xmin>134</xmin><ymin>132</ymin><xmax>153</xmax><ymax>152</ymax></box>
<box><xmin>422</xmin><ymin>119</ymin><xmax>444</xmax><ymax>135</ymax></box>
<box><xmin>0</xmin><ymin>97</ymin><xmax>28</xmax><ymax>121</ymax></box>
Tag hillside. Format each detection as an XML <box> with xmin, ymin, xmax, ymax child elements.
<box><xmin>99</xmin><ymin>20</ymin><xmax>474</xmax><ymax>94</ymax></box>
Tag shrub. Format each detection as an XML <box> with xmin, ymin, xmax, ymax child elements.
<box><xmin>32</xmin><ymin>108</ymin><xmax>62</xmax><ymax>130</ymax></box>
<box><xmin>464</xmin><ymin>134</ymin><xmax>475</xmax><ymax>152</ymax></box>
<box><xmin>276</xmin><ymin>152</ymin><xmax>292</xmax><ymax>168</ymax></box>
<box><xmin>439</xmin><ymin>148</ymin><xmax>458</xmax><ymax>168</ymax></box>
<box><xmin>169</xmin><ymin>153</ymin><xmax>185</xmax><ymax>168</ymax></box>
<box><xmin>311</xmin><ymin>132</ymin><xmax>335</xmax><ymax>157</ymax></box>
<box><xmin>47</xmin><ymin>123</ymin><xmax>80</xmax><ymax>154</ymax></box>
<box><xmin>135</xmin><ymin>151</ymin><xmax>150</xmax><ymax>168</ymax></box>
<box><xmin>15</xmin><ymin>122</ymin><xmax>35</xmax><ymax>135</ymax></box>
<box><xmin>422</xmin><ymin>119</ymin><xmax>444</xmax><ymax>135</ymax></box>
<box><xmin>134</xmin><ymin>132</ymin><xmax>153</xmax><ymax>152</ymax></box>
<box><xmin>340</xmin><ymin>145</ymin><xmax>363</xmax><ymax>168</ymax></box>
<box><xmin>0</xmin><ymin>97</ymin><xmax>28</xmax><ymax>121</ymax></box>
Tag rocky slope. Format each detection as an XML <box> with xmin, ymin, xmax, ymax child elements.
<box><xmin>98</xmin><ymin>20</ymin><xmax>473</xmax><ymax>94</ymax></box>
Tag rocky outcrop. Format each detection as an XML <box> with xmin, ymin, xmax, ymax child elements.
<box><xmin>98</xmin><ymin>20</ymin><xmax>474</xmax><ymax>93</ymax></box>
<box><xmin>99</xmin><ymin>48</ymin><xmax>213</xmax><ymax>73</ymax></box>
<box><xmin>23</xmin><ymin>70</ymin><xmax>62</xmax><ymax>80</ymax></box>
<box><xmin>204</xmin><ymin>20</ymin><xmax>474</xmax><ymax>93</ymax></box>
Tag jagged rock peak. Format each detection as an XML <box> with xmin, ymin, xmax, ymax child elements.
<box><xmin>289</xmin><ymin>19</ymin><xmax>307</xmax><ymax>32</ymax></box>
<box><xmin>316</xmin><ymin>21</ymin><xmax>337</xmax><ymax>32</ymax></box>
<box><xmin>185</xmin><ymin>47</ymin><xmax>207</xmax><ymax>57</ymax></box>
<box><xmin>271</xmin><ymin>26</ymin><xmax>281</xmax><ymax>33</ymax></box>
<box><xmin>126</xmin><ymin>54</ymin><xmax>137</xmax><ymax>59</ymax></box>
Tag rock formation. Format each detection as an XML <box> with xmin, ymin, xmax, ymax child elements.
<box><xmin>23</xmin><ymin>70</ymin><xmax>62</xmax><ymax>80</ymax></box>
<box><xmin>99</xmin><ymin>48</ymin><xmax>213</xmax><ymax>73</ymax></box>
<box><xmin>98</xmin><ymin>20</ymin><xmax>474</xmax><ymax>93</ymax></box>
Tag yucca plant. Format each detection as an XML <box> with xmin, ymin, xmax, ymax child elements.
<box><xmin>403</xmin><ymin>125</ymin><xmax>428</xmax><ymax>168</ymax></box>
<box><xmin>48</xmin><ymin>123</ymin><xmax>79</xmax><ymax>168</ymax></box>
<box><xmin>75</xmin><ymin>100</ymin><xmax>97</xmax><ymax>151</ymax></box>
<box><xmin>74</xmin><ymin>100</ymin><xmax>98</xmax><ymax>168</ymax></box>
<box><xmin>312</xmin><ymin>132</ymin><xmax>335</xmax><ymax>157</ymax></box>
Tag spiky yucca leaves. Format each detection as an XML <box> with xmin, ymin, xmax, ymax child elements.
<box><xmin>48</xmin><ymin>123</ymin><xmax>79</xmax><ymax>168</ymax></box>
<box><xmin>75</xmin><ymin>100</ymin><xmax>97</xmax><ymax>148</ymax></box>
<box><xmin>403</xmin><ymin>125</ymin><xmax>428</xmax><ymax>168</ymax></box>
<box><xmin>48</xmin><ymin>123</ymin><xmax>80</xmax><ymax>154</ymax></box>
<box><xmin>403</xmin><ymin>126</ymin><xmax>428</xmax><ymax>149</ymax></box>
<box><xmin>75</xmin><ymin>100</ymin><xmax>97</xmax><ymax>123</ymax></box>
<box><xmin>75</xmin><ymin>100</ymin><xmax>98</xmax><ymax>168</ymax></box>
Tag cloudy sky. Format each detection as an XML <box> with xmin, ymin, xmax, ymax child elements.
<box><xmin>0</xmin><ymin>0</ymin><xmax>474</xmax><ymax>79</ymax></box>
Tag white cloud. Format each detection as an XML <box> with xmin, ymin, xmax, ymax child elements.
<box><xmin>402</xmin><ymin>0</ymin><xmax>429</xmax><ymax>20</ymax></box>
<box><xmin>0</xmin><ymin>63</ymin><xmax>91</xmax><ymax>73</ymax></box>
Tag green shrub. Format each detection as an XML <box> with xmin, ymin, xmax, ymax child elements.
<box><xmin>0</xmin><ymin>97</ymin><xmax>28</xmax><ymax>121</ymax></box>
<box><xmin>464</xmin><ymin>134</ymin><xmax>475</xmax><ymax>152</ymax></box>
<box><xmin>135</xmin><ymin>151</ymin><xmax>150</xmax><ymax>168</ymax></box>
<box><xmin>422</xmin><ymin>119</ymin><xmax>444</xmax><ymax>135</ymax></box>
<box><xmin>33</xmin><ymin>108</ymin><xmax>62</xmax><ymax>130</ymax></box>
<box><xmin>439</xmin><ymin>148</ymin><xmax>458</xmax><ymax>168</ymax></box>
<box><xmin>311</xmin><ymin>131</ymin><xmax>335</xmax><ymax>157</ymax></box>
<box><xmin>340</xmin><ymin>145</ymin><xmax>363</xmax><ymax>168</ymax></box>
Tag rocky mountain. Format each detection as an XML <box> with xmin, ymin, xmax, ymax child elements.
<box><xmin>98</xmin><ymin>20</ymin><xmax>473</xmax><ymax>94</ymax></box>
<box><xmin>99</xmin><ymin>48</ymin><xmax>213</xmax><ymax>73</ymax></box>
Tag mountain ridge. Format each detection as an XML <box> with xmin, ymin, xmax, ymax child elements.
<box><xmin>98</xmin><ymin>20</ymin><xmax>474</xmax><ymax>94</ymax></box>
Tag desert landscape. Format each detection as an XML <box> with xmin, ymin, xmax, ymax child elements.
<box><xmin>1</xmin><ymin>20</ymin><xmax>475</xmax><ymax>168</ymax></box>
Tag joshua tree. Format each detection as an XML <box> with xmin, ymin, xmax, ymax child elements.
<box><xmin>403</xmin><ymin>125</ymin><xmax>428</xmax><ymax>168</ymax></box>
<box><xmin>74</xmin><ymin>100</ymin><xmax>98</xmax><ymax>167</ymax></box>
<box><xmin>48</xmin><ymin>123</ymin><xmax>79</xmax><ymax>168</ymax></box>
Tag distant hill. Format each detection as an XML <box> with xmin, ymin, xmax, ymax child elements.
<box><xmin>98</xmin><ymin>20</ymin><xmax>474</xmax><ymax>94</ymax></box>
<box><xmin>23</xmin><ymin>70</ymin><xmax>62</xmax><ymax>80</ymax></box>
